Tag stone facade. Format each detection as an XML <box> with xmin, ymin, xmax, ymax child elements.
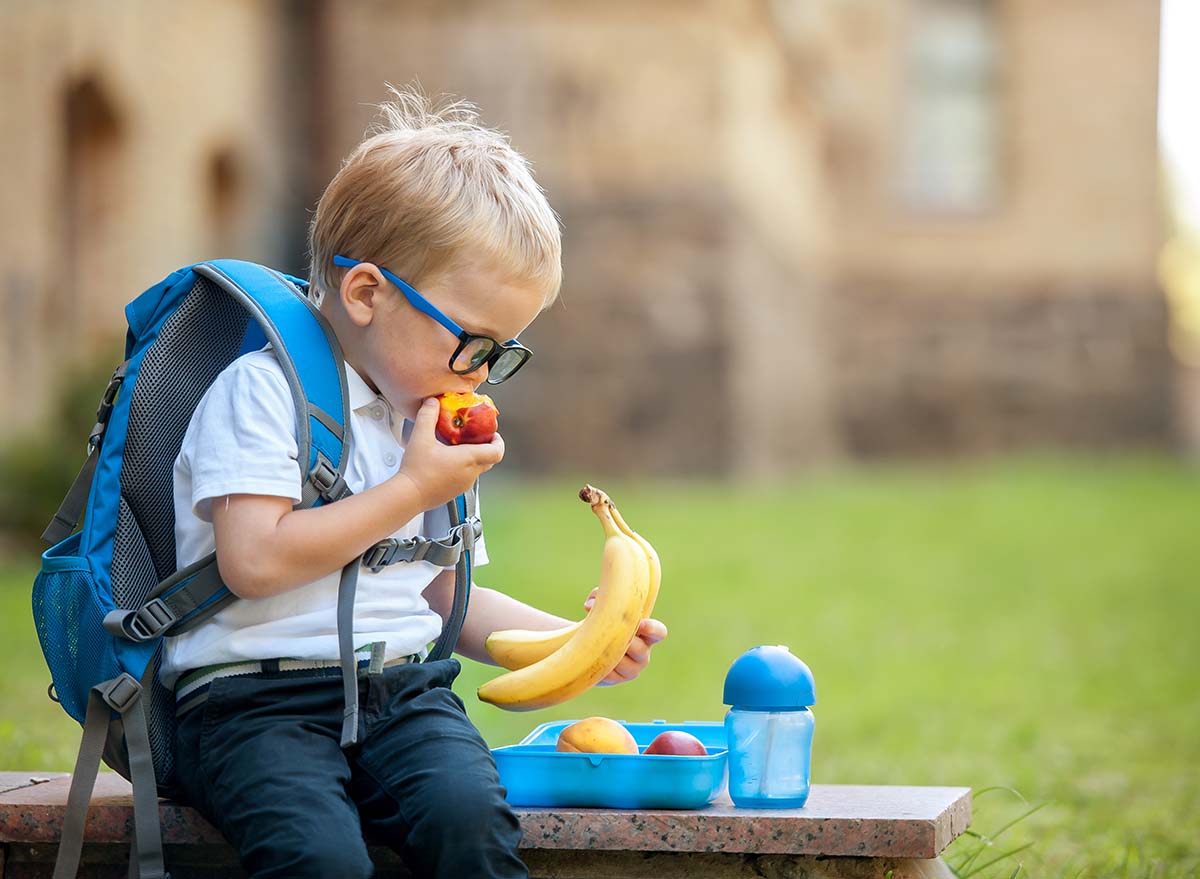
<box><xmin>0</xmin><ymin>0</ymin><xmax>1169</xmax><ymax>473</ymax></box>
<box><xmin>0</xmin><ymin>0</ymin><xmax>303</xmax><ymax>431</ymax></box>
<box><xmin>316</xmin><ymin>0</ymin><xmax>840</xmax><ymax>477</ymax></box>
<box><xmin>810</xmin><ymin>0</ymin><xmax>1169</xmax><ymax>455</ymax></box>
<box><xmin>833</xmin><ymin>280</ymin><xmax>1172</xmax><ymax>456</ymax></box>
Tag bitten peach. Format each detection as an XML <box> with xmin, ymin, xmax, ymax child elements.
<box><xmin>555</xmin><ymin>717</ymin><xmax>638</xmax><ymax>755</ymax></box>
<box><xmin>643</xmin><ymin>730</ymin><xmax>708</xmax><ymax>756</ymax></box>
<box><xmin>435</xmin><ymin>392</ymin><xmax>498</xmax><ymax>445</ymax></box>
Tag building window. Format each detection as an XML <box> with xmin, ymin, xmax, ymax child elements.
<box><xmin>207</xmin><ymin>147</ymin><xmax>243</xmax><ymax>258</ymax></box>
<box><xmin>899</xmin><ymin>0</ymin><xmax>1000</xmax><ymax>213</ymax></box>
<box><xmin>62</xmin><ymin>76</ymin><xmax>124</xmax><ymax>341</ymax></box>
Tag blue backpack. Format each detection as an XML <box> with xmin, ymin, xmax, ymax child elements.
<box><xmin>32</xmin><ymin>260</ymin><xmax>479</xmax><ymax>879</ymax></box>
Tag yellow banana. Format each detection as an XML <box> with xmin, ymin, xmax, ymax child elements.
<box><xmin>591</xmin><ymin>485</ymin><xmax>661</xmax><ymax>619</ymax></box>
<box><xmin>483</xmin><ymin>486</ymin><xmax>661</xmax><ymax>671</ymax></box>
<box><xmin>484</xmin><ymin>622</ymin><xmax>579</xmax><ymax>671</ymax></box>
<box><xmin>477</xmin><ymin>487</ymin><xmax>650</xmax><ymax>710</ymax></box>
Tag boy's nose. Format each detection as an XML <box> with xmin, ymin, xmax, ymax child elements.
<box><xmin>463</xmin><ymin>362</ymin><xmax>489</xmax><ymax>389</ymax></box>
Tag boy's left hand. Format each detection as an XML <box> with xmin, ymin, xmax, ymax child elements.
<box><xmin>583</xmin><ymin>588</ymin><xmax>668</xmax><ymax>686</ymax></box>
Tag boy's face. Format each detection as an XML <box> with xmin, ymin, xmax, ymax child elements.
<box><xmin>337</xmin><ymin>257</ymin><xmax>546</xmax><ymax>422</ymax></box>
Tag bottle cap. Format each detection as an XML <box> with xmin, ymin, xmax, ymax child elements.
<box><xmin>723</xmin><ymin>645</ymin><xmax>816</xmax><ymax>709</ymax></box>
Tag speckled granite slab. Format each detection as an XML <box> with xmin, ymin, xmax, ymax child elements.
<box><xmin>518</xmin><ymin>785</ymin><xmax>971</xmax><ymax>858</ymax></box>
<box><xmin>0</xmin><ymin>773</ymin><xmax>970</xmax><ymax>859</ymax></box>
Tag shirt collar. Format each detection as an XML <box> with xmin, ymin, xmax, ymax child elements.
<box><xmin>345</xmin><ymin>363</ymin><xmax>385</xmax><ymax>413</ymax></box>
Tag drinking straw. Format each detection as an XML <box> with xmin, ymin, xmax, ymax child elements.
<box><xmin>760</xmin><ymin>713</ymin><xmax>778</xmax><ymax>799</ymax></box>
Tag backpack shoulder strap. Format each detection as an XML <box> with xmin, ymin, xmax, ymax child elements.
<box><xmin>425</xmin><ymin>485</ymin><xmax>478</xmax><ymax>662</ymax></box>
<box><xmin>103</xmin><ymin>261</ymin><xmax>354</xmax><ymax>643</ymax></box>
<box><xmin>50</xmin><ymin>261</ymin><xmax>358</xmax><ymax>879</ymax></box>
<box><xmin>197</xmin><ymin>260</ymin><xmax>353</xmax><ymax>506</ymax></box>
<box><xmin>336</xmin><ymin>484</ymin><xmax>478</xmax><ymax>747</ymax></box>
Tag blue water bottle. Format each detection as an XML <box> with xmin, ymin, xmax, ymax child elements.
<box><xmin>722</xmin><ymin>645</ymin><xmax>816</xmax><ymax>808</ymax></box>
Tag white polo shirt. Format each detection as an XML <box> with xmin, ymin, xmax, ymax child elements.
<box><xmin>159</xmin><ymin>347</ymin><xmax>487</xmax><ymax>686</ymax></box>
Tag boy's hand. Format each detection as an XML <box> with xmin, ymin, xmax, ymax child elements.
<box><xmin>396</xmin><ymin>397</ymin><xmax>504</xmax><ymax>510</ymax></box>
<box><xmin>583</xmin><ymin>587</ymin><xmax>668</xmax><ymax>686</ymax></box>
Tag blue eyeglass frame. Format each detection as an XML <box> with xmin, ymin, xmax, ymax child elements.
<box><xmin>332</xmin><ymin>254</ymin><xmax>532</xmax><ymax>382</ymax></box>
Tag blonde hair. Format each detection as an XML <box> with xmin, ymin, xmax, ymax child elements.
<box><xmin>308</xmin><ymin>85</ymin><xmax>562</xmax><ymax>307</ymax></box>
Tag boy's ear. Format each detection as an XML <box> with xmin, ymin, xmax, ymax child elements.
<box><xmin>339</xmin><ymin>264</ymin><xmax>385</xmax><ymax>327</ymax></box>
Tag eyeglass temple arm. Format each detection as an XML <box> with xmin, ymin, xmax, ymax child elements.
<box><xmin>332</xmin><ymin>255</ymin><xmax>465</xmax><ymax>338</ymax></box>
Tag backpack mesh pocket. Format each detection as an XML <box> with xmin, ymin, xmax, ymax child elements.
<box><xmin>32</xmin><ymin>534</ymin><xmax>120</xmax><ymax>724</ymax></box>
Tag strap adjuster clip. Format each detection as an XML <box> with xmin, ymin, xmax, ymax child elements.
<box><xmin>363</xmin><ymin>539</ymin><xmax>399</xmax><ymax>572</ymax></box>
<box><xmin>87</xmin><ymin>363</ymin><xmax>128</xmax><ymax>455</ymax></box>
<box><xmin>362</xmin><ymin>513</ymin><xmax>482</xmax><ymax>573</ymax></box>
<box><xmin>309</xmin><ymin>456</ymin><xmax>348</xmax><ymax>502</ymax></box>
<box><xmin>461</xmin><ymin>516</ymin><xmax>482</xmax><ymax>554</ymax></box>
<box><xmin>101</xmin><ymin>673</ymin><xmax>141</xmax><ymax>713</ymax></box>
<box><xmin>129</xmin><ymin>598</ymin><xmax>176</xmax><ymax>640</ymax></box>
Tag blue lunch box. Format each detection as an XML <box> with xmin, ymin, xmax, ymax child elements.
<box><xmin>492</xmin><ymin>719</ymin><xmax>728</xmax><ymax>809</ymax></box>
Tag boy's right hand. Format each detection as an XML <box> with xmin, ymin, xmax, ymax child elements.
<box><xmin>395</xmin><ymin>397</ymin><xmax>504</xmax><ymax>509</ymax></box>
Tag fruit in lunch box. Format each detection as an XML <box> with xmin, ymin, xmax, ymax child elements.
<box><xmin>435</xmin><ymin>391</ymin><xmax>498</xmax><ymax>445</ymax></box>
<box><xmin>643</xmin><ymin>730</ymin><xmax>708</xmax><ymax>756</ymax></box>
<box><xmin>477</xmin><ymin>486</ymin><xmax>650</xmax><ymax>710</ymax></box>
<box><xmin>555</xmin><ymin>717</ymin><xmax>639</xmax><ymax>755</ymax></box>
<box><xmin>484</xmin><ymin>484</ymin><xmax>661</xmax><ymax>671</ymax></box>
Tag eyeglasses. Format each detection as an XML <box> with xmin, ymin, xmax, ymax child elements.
<box><xmin>333</xmin><ymin>255</ymin><xmax>533</xmax><ymax>384</ymax></box>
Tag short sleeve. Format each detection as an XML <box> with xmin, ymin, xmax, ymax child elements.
<box><xmin>178</xmin><ymin>353</ymin><xmax>303</xmax><ymax>522</ymax></box>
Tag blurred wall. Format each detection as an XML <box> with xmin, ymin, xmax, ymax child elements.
<box><xmin>0</xmin><ymin>0</ymin><xmax>305</xmax><ymax>431</ymax></box>
<box><xmin>0</xmin><ymin>0</ymin><xmax>1170</xmax><ymax>475</ymax></box>
<box><xmin>318</xmin><ymin>0</ymin><xmax>839</xmax><ymax>477</ymax></box>
<box><xmin>810</xmin><ymin>0</ymin><xmax>1169</xmax><ymax>454</ymax></box>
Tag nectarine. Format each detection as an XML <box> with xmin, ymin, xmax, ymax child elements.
<box><xmin>555</xmin><ymin>717</ymin><xmax>638</xmax><ymax>755</ymax></box>
<box><xmin>435</xmin><ymin>392</ymin><xmax>498</xmax><ymax>445</ymax></box>
<box><xmin>643</xmin><ymin>730</ymin><xmax>708</xmax><ymax>756</ymax></box>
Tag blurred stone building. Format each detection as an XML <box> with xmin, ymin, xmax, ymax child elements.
<box><xmin>0</xmin><ymin>0</ymin><xmax>1168</xmax><ymax>477</ymax></box>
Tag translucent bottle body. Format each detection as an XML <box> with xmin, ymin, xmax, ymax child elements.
<box><xmin>724</xmin><ymin>707</ymin><xmax>814</xmax><ymax>808</ymax></box>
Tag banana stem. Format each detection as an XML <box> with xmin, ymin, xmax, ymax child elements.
<box><xmin>579</xmin><ymin>484</ymin><xmax>607</xmax><ymax>508</ymax></box>
<box><xmin>581</xmin><ymin>485</ymin><xmax>622</xmax><ymax>538</ymax></box>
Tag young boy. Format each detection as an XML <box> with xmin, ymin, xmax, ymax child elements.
<box><xmin>163</xmin><ymin>89</ymin><xmax>668</xmax><ymax>879</ymax></box>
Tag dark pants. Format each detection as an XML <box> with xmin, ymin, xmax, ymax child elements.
<box><xmin>173</xmin><ymin>658</ymin><xmax>528</xmax><ymax>879</ymax></box>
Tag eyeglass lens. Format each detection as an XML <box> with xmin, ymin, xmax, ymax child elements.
<box><xmin>452</xmin><ymin>337</ymin><xmax>494</xmax><ymax>373</ymax></box>
<box><xmin>488</xmin><ymin>349</ymin><xmax>525</xmax><ymax>382</ymax></box>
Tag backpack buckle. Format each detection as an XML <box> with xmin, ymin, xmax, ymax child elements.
<box><xmin>100</xmin><ymin>673</ymin><xmax>141</xmax><ymax>713</ymax></box>
<box><xmin>129</xmin><ymin>598</ymin><xmax>176</xmax><ymax>640</ymax></box>
<box><xmin>363</xmin><ymin>539</ymin><xmax>399</xmax><ymax>572</ymax></box>
<box><xmin>87</xmin><ymin>362</ymin><xmax>128</xmax><ymax>455</ymax></box>
<box><xmin>308</xmin><ymin>455</ymin><xmax>349</xmax><ymax>502</ymax></box>
<box><xmin>461</xmin><ymin>517</ymin><xmax>482</xmax><ymax>555</ymax></box>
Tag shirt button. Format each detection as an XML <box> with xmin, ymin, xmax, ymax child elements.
<box><xmin>370</xmin><ymin>405</ymin><xmax>384</xmax><ymax>421</ymax></box>
<box><xmin>384</xmin><ymin>452</ymin><xmax>397</xmax><ymax>467</ymax></box>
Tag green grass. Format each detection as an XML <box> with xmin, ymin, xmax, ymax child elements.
<box><xmin>3</xmin><ymin>454</ymin><xmax>1198</xmax><ymax>876</ymax></box>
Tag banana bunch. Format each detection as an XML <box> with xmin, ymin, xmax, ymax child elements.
<box><xmin>476</xmin><ymin>485</ymin><xmax>661</xmax><ymax>711</ymax></box>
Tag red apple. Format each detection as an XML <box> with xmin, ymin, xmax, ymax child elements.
<box><xmin>435</xmin><ymin>392</ymin><xmax>499</xmax><ymax>445</ymax></box>
<box><xmin>642</xmin><ymin>731</ymin><xmax>708</xmax><ymax>756</ymax></box>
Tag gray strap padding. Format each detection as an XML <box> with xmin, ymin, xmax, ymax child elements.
<box><xmin>123</xmin><ymin>672</ymin><xmax>167</xmax><ymax>879</ymax></box>
<box><xmin>308</xmin><ymin>404</ymin><xmax>344</xmax><ymax>441</ymax></box>
<box><xmin>426</xmin><ymin>486</ymin><xmax>477</xmax><ymax>663</ymax></box>
<box><xmin>52</xmin><ymin>674</ymin><xmax>166</xmax><ymax>879</ymax></box>
<box><xmin>105</xmin><ymin>553</ymin><xmax>232</xmax><ymax>642</ymax></box>
<box><xmin>338</xmin><ymin>559</ymin><xmax>361</xmax><ymax>748</ymax></box>
<box><xmin>151</xmin><ymin>554</ymin><xmax>234</xmax><ymax>636</ymax></box>
<box><xmin>42</xmin><ymin>450</ymin><xmax>98</xmax><ymax>545</ymax></box>
<box><xmin>52</xmin><ymin>688</ymin><xmax>110</xmax><ymax>879</ymax></box>
<box><xmin>43</xmin><ymin>361</ymin><xmax>128</xmax><ymax>546</ymax></box>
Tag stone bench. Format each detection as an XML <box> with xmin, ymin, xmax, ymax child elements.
<box><xmin>0</xmin><ymin>772</ymin><xmax>970</xmax><ymax>878</ymax></box>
